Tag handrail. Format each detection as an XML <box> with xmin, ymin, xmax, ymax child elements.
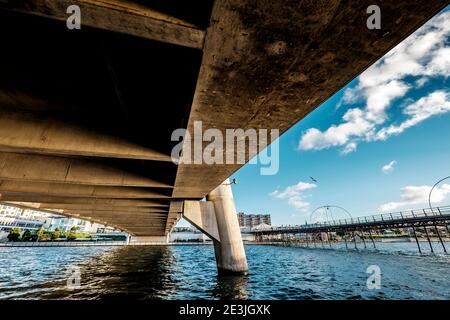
<box><xmin>251</xmin><ymin>205</ymin><xmax>450</xmax><ymax>233</ymax></box>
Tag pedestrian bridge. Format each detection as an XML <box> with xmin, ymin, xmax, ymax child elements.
<box><xmin>251</xmin><ymin>206</ymin><xmax>450</xmax><ymax>254</ymax></box>
<box><xmin>0</xmin><ymin>0</ymin><xmax>446</xmax><ymax>273</ymax></box>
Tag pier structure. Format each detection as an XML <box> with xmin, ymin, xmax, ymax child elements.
<box><xmin>252</xmin><ymin>206</ymin><xmax>450</xmax><ymax>254</ymax></box>
<box><xmin>0</xmin><ymin>0</ymin><xmax>447</xmax><ymax>273</ymax></box>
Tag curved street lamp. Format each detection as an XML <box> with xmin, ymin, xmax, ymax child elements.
<box><xmin>428</xmin><ymin>176</ymin><xmax>450</xmax><ymax>214</ymax></box>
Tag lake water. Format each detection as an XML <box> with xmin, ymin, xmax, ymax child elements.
<box><xmin>0</xmin><ymin>243</ymin><xmax>449</xmax><ymax>299</ymax></box>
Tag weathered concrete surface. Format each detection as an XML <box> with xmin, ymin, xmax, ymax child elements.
<box><xmin>0</xmin><ymin>0</ymin><xmax>206</xmax><ymax>49</ymax></box>
<box><xmin>0</xmin><ymin>194</ymin><xmax>168</xmax><ymax>207</ymax></box>
<box><xmin>183</xmin><ymin>200</ymin><xmax>220</xmax><ymax>242</ymax></box>
<box><xmin>0</xmin><ymin>181</ymin><xmax>171</xmax><ymax>199</ymax></box>
<box><xmin>164</xmin><ymin>201</ymin><xmax>184</xmax><ymax>234</ymax></box>
<box><xmin>129</xmin><ymin>235</ymin><xmax>169</xmax><ymax>244</ymax></box>
<box><xmin>206</xmin><ymin>179</ymin><xmax>248</xmax><ymax>274</ymax></box>
<box><xmin>0</xmin><ymin>152</ymin><xmax>173</xmax><ymax>188</ymax></box>
<box><xmin>173</xmin><ymin>0</ymin><xmax>448</xmax><ymax>199</ymax></box>
<box><xmin>0</xmin><ymin>109</ymin><xmax>171</xmax><ymax>161</ymax></box>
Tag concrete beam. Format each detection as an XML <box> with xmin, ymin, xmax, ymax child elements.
<box><xmin>90</xmin><ymin>219</ymin><xmax>167</xmax><ymax>225</ymax></box>
<box><xmin>64</xmin><ymin>209</ymin><xmax>168</xmax><ymax>215</ymax></box>
<box><xmin>0</xmin><ymin>152</ymin><xmax>172</xmax><ymax>187</ymax></box>
<box><xmin>126</xmin><ymin>226</ymin><xmax>167</xmax><ymax>230</ymax></box>
<box><xmin>0</xmin><ymin>110</ymin><xmax>171</xmax><ymax>161</ymax></box>
<box><xmin>0</xmin><ymin>0</ymin><xmax>205</xmax><ymax>49</ymax></box>
<box><xmin>183</xmin><ymin>200</ymin><xmax>220</xmax><ymax>242</ymax></box>
<box><xmin>38</xmin><ymin>204</ymin><xmax>168</xmax><ymax>212</ymax></box>
<box><xmin>0</xmin><ymin>194</ymin><xmax>168</xmax><ymax>207</ymax></box>
<box><xmin>64</xmin><ymin>214</ymin><xmax>167</xmax><ymax>224</ymax></box>
<box><xmin>129</xmin><ymin>236</ymin><xmax>168</xmax><ymax>243</ymax></box>
<box><xmin>76</xmin><ymin>218</ymin><xmax>167</xmax><ymax>223</ymax></box>
<box><xmin>0</xmin><ymin>181</ymin><xmax>170</xmax><ymax>199</ymax></box>
<box><xmin>164</xmin><ymin>200</ymin><xmax>184</xmax><ymax>234</ymax></box>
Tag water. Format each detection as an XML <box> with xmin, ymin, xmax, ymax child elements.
<box><xmin>0</xmin><ymin>243</ymin><xmax>449</xmax><ymax>299</ymax></box>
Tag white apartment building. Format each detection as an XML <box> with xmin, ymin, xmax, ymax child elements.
<box><xmin>0</xmin><ymin>204</ymin><xmax>104</xmax><ymax>240</ymax></box>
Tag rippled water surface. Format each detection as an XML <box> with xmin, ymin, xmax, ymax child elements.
<box><xmin>0</xmin><ymin>243</ymin><xmax>449</xmax><ymax>299</ymax></box>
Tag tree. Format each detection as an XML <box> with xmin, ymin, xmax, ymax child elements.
<box><xmin>66</xmin><ymin>232</ymin><xmax>77</xmax><ymax>241</ymax></box>
<box><xmin>67</xmin><ymin>227</ymin><xmax>77</xmax><ymax>241</ymax></box>
<box><xmin>51</xmin><ymin>228</ymin><xmax>61</xmax><ymax>240</ymax></box>
<box><xmin>36</xmin><ymin>227</ymin><xmax>45</xmax><ymax>241</ymax></box>
<box><xmin>7</xmin><ymin>228</ymin><xmax>21</xmax><ymax>242</ymax></box>
<box><xmin>22</xmin><ymin>229</ymin><xmax>32</xmax><ymax>241</ymax></box>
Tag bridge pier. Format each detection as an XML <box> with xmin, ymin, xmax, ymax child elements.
<box><xmin>369</xmin><ymin>230</ymin><xmax>376</xmax><ymax>249</ymax></box>
<box><xmin>207</xmin><ymin>179</ymin><xmax>248</xmax><ymax>275</ymax></box>
<box><xmin>412</xmin><ymin>226</ymin><xmax>422</xmax><ymax>254</ymax></box>
<box><xmin>434</xmin><ymin>225</ymin><xmax>447</xmax><ymax>253</ymax></box>
<box><xmin>360</xmin><ymin>230</ymin><xmax>367</xmax><ymax>249</ymax></box>
<box><xmin>423</xmin><ymin>226</ymin><xmax>434</xmax><ymax>253</ymax></box>
<box><xmin>183</xmin><ymin>179</ymin><xmax>248</xmax><ymax>275</ymax></box>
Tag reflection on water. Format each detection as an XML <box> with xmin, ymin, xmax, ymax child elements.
<box><xmin>213</xmin><ymin>274</ymin><xmax>249</xmax><ymax>300</ymax></box>
<box><xmin>0</xmin><ymin>243</ymin><xmax>449</xmax><ymax>299</ymax></box>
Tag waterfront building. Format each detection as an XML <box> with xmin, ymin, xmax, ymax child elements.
<box><xmin>170</xmin><ymin>227</ymin><xmax>210</xmax><ymax>242</ymax></box>
<box><xmin>0</xmin><ymin>204</ymin><xmax>105</xmax><ymax>241</ymax></box>
<box><xmin>237</xmin><ymin>212</ymin><xmax>271</xmax><ymax>228</ymax></box>
<box><xmin>42</xmin><ymin>216</ymin><xmax>101</xmax><ymax>233</ymax></box>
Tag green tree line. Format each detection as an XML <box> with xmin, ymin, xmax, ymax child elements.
<box><xmin>7</xmin><ymin>226</ymin><xmax>93</xmax><ymax>242</ymax></box>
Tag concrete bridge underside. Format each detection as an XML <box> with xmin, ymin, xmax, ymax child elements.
<box><xmin>0</xmin><ymin>1</ymin><xmax>447</xmax><ymax>271</ymax></box>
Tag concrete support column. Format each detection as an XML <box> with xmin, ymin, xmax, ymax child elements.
<box><xmin>206</xmin><ymin>179</ymin><xmax>248</xmax><ymax>274</ymax></box>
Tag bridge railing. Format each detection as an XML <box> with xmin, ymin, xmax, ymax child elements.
<box><xmin>253</xmin><ymin>205</ymin><xmax>450</xmax><ymax>232</ymax></box>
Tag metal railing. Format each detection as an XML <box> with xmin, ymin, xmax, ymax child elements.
<box><xmin>252</xmin><ymin>205</ymin><xmax>450</xmax><ymax>233</ymax></box>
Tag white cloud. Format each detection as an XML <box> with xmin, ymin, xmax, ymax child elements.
<box><xmin>269</xmin><ymin>181</ymin><xmax>316</xmax><ymax>212</ymax></box>
<box><xmin>382</xmin><ymin>160</ymin><xmax>397</xmax><ymax>174</ymax></box>
<box><xmin>299</xmin><ymin>10</ymin><xmax>450</xmax><ymax>154</ymax></box>
<box><xmin>378</xmin><ymin>183</ymin><xmax>450</xmax><ymax>211</ymax></box>
<box><xmin>374</xmin><ymin>91</ymin><xmax>450</xmax><ymax>141</ymax></box>
<box><xmin>341</xmin><ymin>142</ymin><xmax>357</xmax><ymax>155</ymax></box>
<box><xmin>415</xmin><ymin>77</ymin><xmax>429</xmax><ymax>88</ymax></box>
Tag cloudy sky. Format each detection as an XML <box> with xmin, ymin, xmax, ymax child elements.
<box><xmin>181</xmin><ymin>6</ymin><xmax>450</xmax><ymax>226</ymax></box>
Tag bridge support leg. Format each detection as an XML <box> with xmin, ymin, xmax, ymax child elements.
<box><xmin>412</xmin><ymin>226</ymin><xmax>422</xmax><ymax>254</ymax></box>
<box><xmin>360</xmin><ymin>230</ymin><xmax>367</xmax><ymax>249</ymax></box>
<box><xmin>369</xmin><ymin>229</ymin><xmax>376</xmax><ymax>249</ymax></box>
<box><xmin>207</xmin><ymin>179</ymin><xmax>248</xmax><ymax>275</ymax></box>
<box><xmin>423</xmin><ymin>226</ymin><xmax>434</xmax><ymax>253</ymax></box>
<box><xmin>434</xmin><ymin>225</ymin><xmax>447</xmax><ymax>253</ymax></box>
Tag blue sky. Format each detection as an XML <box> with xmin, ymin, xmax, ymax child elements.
<box><xmin>180</xmin><ymin>6</ymin><xmax>450</xmax><ymax>226</ymax></box>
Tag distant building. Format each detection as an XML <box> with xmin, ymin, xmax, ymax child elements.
<box><xmin>237</xmin><ymin>212</ymin><xmax>271</xmax><ymax>228</ymax></box>
<box><xmin>42</xmin><ymin>216</ymin><xmax>101</xmax><ymax>233</ymax></box>
<box><xmin>170</xmin><ymin>226</ymin><xmax>210</xmax><ymax>242</ymax></box>
<box><xmin>0</xmin><ymin>204</ymin><xmax>106</xmax><ymax>240</ymax></box>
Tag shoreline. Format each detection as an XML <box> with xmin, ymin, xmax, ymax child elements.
<box><xmin>1</xmin><ymin>238</ymin><xmax>449</xmax><ymax>247</ymax></box>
